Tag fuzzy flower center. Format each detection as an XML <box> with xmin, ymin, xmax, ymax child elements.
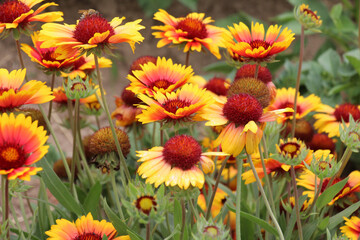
<box><xmin>74</xmin><ymin>12</ymin><xmax>115</xmax><ymax>44</ymax></box>
<box><xmin>203</xmin><ymin>226</ymin><xmax>220</xmax><ymax>237</ymax></box>
<box><xmin>235</xmin><ymin>64</ymin><xmax>272</xmax><ymax>83</ymax></box>
<box><xmin>0</xmin><ymin>145</ymin><xmax>26</xmax><ymax>170</ymax></box>
<box><xmin>279</xmin><ymin>142</ymin><xmax>300</xmax><ymax>158</ymax></box>
<box><xmin>250</xmin><ymin>40</ymin><xmax>270</xmax><ymax>50</ymax></box>
<box><xmin>129</xmin><ymin>56</ymin><xmax>157</xmax><ymax>74</ymax></box>
<box><xmin>163</xmin><ymin>99</ymin><xmax>191</xmax><ymax>114</ymax></box>
<box><xmin>163</xmin><ymin>135</ymin><xmax>202</xmax><ymax>170</ymax></box>
<box><xmin>0</xmin><ymin>0</ymin><xmax>30</xmax><ymax>23</ymax></box>
<box><xmin>74</xmin><ymin>233</ymin><xmax>102</xmax><ymax>240</ymax></box>
<box><xmin>334</xmin><ymin>103</ymin><xmax>360</xmax><ymax>122</ymax></box>
<box><xmin>135</xmin><ymin>195</ymin><xmax>157</xmax><ymax>215</ymax></box>
<box><xmin>121</xmin><ymin>88</ymin><xmax>141</xmax><ymax>106</ymax></box>
<box><xmin>223</xmin><ymin>93</ymin><xmax>263</xmax><ymax>126</ymax></box>
<box><xmin>204</xmin><ymin>77</ymin><xmax>228</xmax><ymax>96</ymax></box>
<box><xmin>177</xmin><ymin>18</ymin><xmax>208</xmax><ymax>39</ymax></box>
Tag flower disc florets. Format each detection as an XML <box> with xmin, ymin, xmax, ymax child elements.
<box><xmin>223</xmin><ymin>93</ymin><xmax>263</xmax><ymax>126</ymax></box>
<box><xmin>192</xmin><ymin>215</ymin><xmax>230</xmax><ymax>240</ymax></box>
<box><xmin>295</xmin><ymin>4</ymin><xmax>322</xmax><ymax>31</ymax></box>
<box><xmin>283</xmin><ymin>119</ymin><xmax>314</xmax><ymax>142</ymax></box>
<box><xmin>129</xmin><ymin>56</ymin><xmax>157</xmax><ymax>75</ymax></box>
<box><xmin>121</xmin><ymin>87</ymin><xmax>141</xmax><ymax>106</ymax></box>
<box><xmin>203</xmin><ymin>77</ymin><xmax>229</xmax><ymax>96</ymax></box>
<box><xmin>134</xmin><ymin>195</ymin><xmax>157</xmax><ymax>215</ymax></box>
<box><xmin>0</xmin><ymin>0</ymin><xmax>30</xmax><ymax>24</ymax></box>
<box><xmin>304</xmin><ymin>150</ymin><xmax>340</xmax><ymax>179</ymax></box>
<box><xmin>163</xmin><ymin>135</ymin><xmax>202</xmax><ymax>171</ymax></box>
<box><xmin>334</xmin><ymin>103</ymin><xmax>360</xmax><ymax>122</ymax></box>
<box><xmin>177</xmin><ymin>17</ymin><xmax>208</xmax><ymax>39</ymax></box>
<box><xmin>306</xmin><ymin>133</ymin><xmax>335</xmax><ymax>153</ymax></box>
<box><xmin>228</xmin><ymin>77</ymin><xmax>270</xmax><ymax>108</ymax></box>
<box><xmin>235</xmin><ymin>64</ymin><xmax>272</xmax><ymax>83</ymax></box>
<box><xmin>74</xmin><ymin>10</ymin><xmax>115</xmax><ymax>44</ymax></box>
<box><xmin>64</xmin><ymin>76</ymin><xmax>97</xmax><ymax>100</ymax></box>
<box><xmin>274</xmin><ymin>138</ymin><xmax>309</xmax><ymax>165</ymax></box>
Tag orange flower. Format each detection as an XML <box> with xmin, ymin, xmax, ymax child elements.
<box><xmin>21</xmin><ymin>31</ymin><xmax>80</xmax><ymax>73</ymax></box>
<box><xmin>340</xmin><ymin>215</ymin><xmax>360</xmax><ymax>240</ymax></box>
<box><xmin>46</xmin><ymin>212</ymin><xmax>126</xmax><ymax>240</ymax></box>
<box><xmin>127</xmin><ymin>57</ymin><xmax>193</xmax><ymax>96</ymax></box>
<box><xmin>39</xmin><ymin>10</ymin><xmax>144</xmax><ymax>57</ymax></box>
<box><xmin>136</xmin><ymin>84</ymin><xmax>214</xmax><ymax>124</ymax></box>
<box><xmin>152</xmin><ymin>9</ymin><xmax>228</xmax><ymax>59</ymax></box>
<box><xmin>0</xmin><ymin>113</ymin><xmax>48</xmax><ymax>180</ymax></box>
<box><xmin>225</xmin><ymin>22</ymin><xmax>295</xmax><ymax>62</ymax></box>
<box><xmin>201</xmin><ymin>93</ymin><xmax>292</xmax><ymax>156</ymax></box>
<box><xmin>0</xmin><ymin>0</ymin><xmax>63</xmax><ymax>36</ymax></box>
<box><xmin>0</xmin><ymin>68</ymin><xmax>54</xmax><ymax>112</ymax></box>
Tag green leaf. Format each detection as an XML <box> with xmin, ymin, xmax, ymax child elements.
<box><xmin>10</xmin><ymin>229</ymin><xmax>41</xmax><ymax>240</ymax></box>
<box><xmin>37</xmin><ymin>158</ymin><xmax>85</xmax><ymax>216</ymax></box>
<box><xmin>136</xmin><ymin>0</ymin><xmax>173</xmax><ymax>17</ymax></box>
<box><xmin>316</xmin><ymin>177</ymin><xmax>349</xmax><ymax>209</ymax></box>
<box><xmin>203</xmin><ymin>61</ymin><xmax>235</xmax><ymax>74</ymax></box>
<box><xmin>346</xmin><ymin>56</ymin><xmax>360</xmax><ymax>75</ymax></box>
<box><xmin>226</xmin><ymin>204</ymin><xmax>278</xmax><ymax>237</ymax></box>
<box><xmin>102</xmin><ymin>234</ymin><xmax>109</xmax><ymax>240</ymax></box>
<box><xmin>83</xmin><ymin>181</ymin><xmax>102</xmax><ymax>218</ymax></box>
<box><xmin>303</xmin><ymin>220</ymin><xmax>318</xmax><ymax>240</ymax></box>
<box><xmin>317</xmin><ymin>49</ymin><xmax>341</xmax><ymax>77</ymax></box>
<box><xmin>102</xmin><ymin>198</ymin><xmax>143</xmax><ymax>239</ymax></box>
<box><xmin>318</xmin><ymin>216</ymin><xmax>330</xmax><ymax>231</ymax></box>
<box><xmin>330</xmin><ymin>3</ymin><xmax>343</xmax><ymax>27</ymax></box>
<box><xmin>173</xmin><ymin>199</ymin><xmax>182</xmax><ymax>240</ymax></box>
<box><xmin>328</xmin><ymin>200</ymin><xmax>360</xmax><ymax>229</ymax></box>
<box><xmin>177</xmin><ymin>0</ymin><xmax>197</xmax><ymax>11</ymax></box>
<box><xmin>284</xmin><ymin>195</ymin><xmax>307</xmax><ymax>239</ymax></box>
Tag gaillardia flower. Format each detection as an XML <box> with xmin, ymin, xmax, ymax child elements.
<box><xmin>0</xmin><ymin>68</ymin><xmax>54</xmax><ymax>112</ymax></box>
<box><xmin>152</xmin><ymin>9</ymin><xmax>228</xmax><ymax>59</ymax></box>
<box><xmin>39</xmin><ymin>10</ymin><xmax>144</xmax><ymax>57</ymax></box>
<box><xmin>0</xmin><ymin>0</ymin><xmax>63</xmax><ymax>36</ymax></box>
<box><xmin>225</xmin><ymin>22</ymin><xmax>295</xmax><ymax>63</ymax></box>
<box><xmin>314</xmin><ymin>103</ymin><xmax>360</xmax><ymax>137</ymax></box>
<box><xmin>21</xmin><ymin>31</ymin><xmax>80</xmax><ymax>74</ymax></box>
<box><xmin>127</xmin><ymin>57</ymin><xmax>193</xmax><ymax>96</ymax></box>
<box><xmin>201</xmin><ymin>93</ymin><xmax>292</xmax><ymax>156</ymax></box>
<box><xmin>340</xmin><ymin>215</ymin><xmax>360</xmax><ymax>240</ymax></box>
<box><xmin>137</xmin><ymin>135</ymin><xmax>227</xmax><ymax>189</ymax></box>
<box><xmin>295</xmin><ymin>4</ymin><xmax>322</xmax><ymax>30</ymax></box>
<box><xmin>136</xmin><ymin>84</ymin><xmax>213</xmax><ymax>124</ymax></box>
<box><xmin>0</xmin><ymin>113</ymin><xmax>48</xmax><ymax>180</ymax></box>
<box><xmin>111</xmin><ymin>86</ymin><xmax>142</xmax><ymax>127</ymax></box>
<box><xmin>267</xmin><ymin>87</ymin><xmax>321</xmax><ymax>123</ymax></box>
<box><xmin>45</xmin><ymin>212</ymin><xmax>127</xmax><ymax>240</ymax></box>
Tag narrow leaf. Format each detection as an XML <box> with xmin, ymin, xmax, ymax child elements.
<box><xmin>316</xmin><ymin>177</ymin><xmax>348</xmax><ymax>209</ymax></box>
<box><xmin>328</xmin><ymin>201</ymin><xmax>360</xmax><ymax>229</ymax></box>
<box><xmin>84</xmin><ymin>181</ymin><xmax>102</xmax><ymax>218</ymax></box>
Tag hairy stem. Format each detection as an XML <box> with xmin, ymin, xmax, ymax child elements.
<box><xmin>48</xmin><ymin>73</ymin><xmax>56</xmax><ymax>121</ymax></box>
<box><xmin>235</xmin><ymin>157</ymin><xmax>243</xmax><ymax>240</ymax></box>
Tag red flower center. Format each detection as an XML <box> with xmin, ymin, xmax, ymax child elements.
<box><xmin>121</xmin><ymin>88</ymin><xmax>141</xmax><ymax>106</ymax></box>
<box><xmin>135</xmin><ymin>195</ymin><xmax>157</xmax><ymax>215</ymax></box>
<box><xmin>279</xmin><ymin>102</ymin><xmax>302</xmax><ymax>118</ymax></box>
<box><xmin>0</xmin><ymin>0</ymin><xmax>30</xmax><ymax>24</ymax></box>
<box><xmin>163</xmin><ymin>135</ymin><xmax>202</xmax><ymax>170</ymax></box>
<box><xmin>71</xmin><ymin>57</ymin><xmax>87</xmax><ymax>70</ymax></box>
<box><xmin>302</xmin><ymin>8</ymin><xmax>319</xmax><ymax>20</ymax></box>
<box><xmin>250</xmin><ymin>40</ymin><xmax>270</xmax><ymax>50</ymax></box>
<box><xmin>279</xmin><ymin>142</ymin><xmax>300</xmax><ymax>158</ymax></box>
<box><xmin>235</xmin><ymin>64</ymin><xmax>272</xmax><ymax>83</ymax></box>
<box><xmin>150</xmin><ymin>79</ymin><xmax>172</xmax><ymax>90</ymax></box>
<box><xmin>223</xmin><ymin>93</ymin><xmax>263</xmax><ymax>126</ymax></box>
<box><xmin>129</xmin><ymin>56</ymin><xmax>157</xmax><ymax>75</ymax></box>
<box><xmin>306</xmin><ymin>133</ymin><xmax>335</xmax><ymax>153</ymax></box>
<box><xmin>75</xmin><ymin>233</ymin><xmax>102</xmax><ymax>240</ymax></box>
<box><xmin>163</xmin><ymin>99</ymin><xmax>191</xmax><ymax>114</ymax></box>
<box><xmin>334</xmin><ymin>103</ymin><xmax>360</xmax><ymax>122</ymax></box>
<box><xmin>204</xmin><ymin>77</ymin><xmax>228</xmax><ymax>96</ymax></box>
<box><xmin>74</xmin><ymin>13</ymin><xmax>115</xmax><ymax>44</ymax></box>
<box><xmin>177</xmin><ymin>18</ymin><xmax>208</xmax><ymax>39</ymax></box>
<box><xmin>0</xmin><ymin>144</ymin><xmax>26</xmax><ymax>170</ymax></box>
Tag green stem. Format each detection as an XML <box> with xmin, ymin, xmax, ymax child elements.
<box><xmin>40</xmin><ymin>179</ymin><xmax>55</xmax><ymax>226</ymax></box>
<box><xmin>291</xmin><ymin>26</ymin><xmax>305</xmax><ymax>138</ymax></box>
<box><xmin>94</xmin><ymin>55</ymin><xmax>131</xmax><ymax>182</ymax></box>
<box><xmin>146</xmin><ymin>222</ymin><xmax>151</xmax><ymax>240</ymax></box>
<box><xmin>39</xmin><ymin>105</ymin><xmax>72</xmax><ymax>182</ymax></box>
<box><xmin>336</xmin><ymin>147</ymin><xmax>352</xmax><ymax>178</ymax></box>
<box><xmin>189</xmin><ymin>199</ymin><xmax>198</xmax><ymax>221</ymax></box>
<box><xmin>18</xmin><ymin>194</ymin><xmax>30</xmax><ymax>233</ymax></box>
<box><xmin>95</xmin><ymin>115</ymin><xmax>101</xmax><ymax>129</ymax></box>
<box><xmin>205</xmin><ymin>156</ymin><xmax>229</xmax><ymax>220</ymax></box>
<box><xmin>15</xmin><ymin>40</ymin><xmax>26</xmax><ymax>70</ymax></box>
<box><xmin>48</xmin><ymin>72</ymin><xmax>56</xmax><ymax>121</ymax></box>
<box><xmin>305</xmin><ymin>178</ymin><xmax>323</xmax><ymax>216</ymax></box>
<box><xmin>110</xmin><ymin>172</ymin><xmax>125</xmax><ymax>220</ymax></box>
<box><xmin>247</xmin><ymin>153</ymin><xmax>285</xmax><ymax>240</ymax></box>
<box><xmin>160</xmin><ymin>122</ymin><xmax>164</xmax><ymax>145</ymax></box>
<box><xmin>2</xmin><ymin>176</ymin><xmax>9</xmax><ymax>240</ymax></box>
<box><xmin>70</xmin><ymin>99</ymin><xmax>79</xmax><ymax>194</ymax></box>
<box><xmin>9</xmin><ymin>200</ymin><xmax>24</xmax><ymax>237</ymax></box>
<box><xmin>132</xmin><ymin>122</ymin><xmax>139</xmax><ymax>151</ymax></box>
<box><xmin>185</xmin><ymin>51</ymin><xmax>190</xmax><ymax>67</ymax></box>
<box><xmin>290</xmin><ymin>166</ymin><xmax>303</xmax><ymax>240</ymax></box>
<box><xmin>235</xmin><ymin>157</ymin><xmax>243</xmax><ymax>240</ymax></box>
<box><xmin>180</xmin><ymin>199</ymin><xmax>186</xmax><ymax>240</ymax></box>
<box><xmin>254</xmin><ymin>63</ymin><xmax>260</xmax><ymax>79</ymax></box>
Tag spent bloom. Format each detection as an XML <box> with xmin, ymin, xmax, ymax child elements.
<box><xmin>152</xmin><ymin>9</ymin><xmax>229</xmax><ymax>59</ymax></box>
<box><xmin>39</xmin><ymin>9</ymin><xmax>144</xmax><ymax>57</ymax></box>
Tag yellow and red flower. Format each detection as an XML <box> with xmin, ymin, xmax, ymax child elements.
<box><xmin>0</xmin><ymin>68</ymin><xmax>54</xmax><ymax>112</ymax></box>
<box><xmin>137</xmin><ymin>135</ymin><xmax>227</xmax><ymax>189</ymax></box>
<box><xmin>39</xmin><ymin>10</ymin><xmax>144</xmax><ymax>57</ymax></box>
<box><xmin>61</xmin><ymin>55</ymin><xmax>112</xmax><ymax>79</ymax></box>
<box><xmin>127</xmin><ymin>57</ymin><xmax>193</xmax><ymax>96</ymax></box>
<box><xmin>111</xmin><ymin>86</ymin><xmax>142</xmax><ymax>127</ymax></box>
<box><xmin>297</xmin><ymin>169</ymin><xmax>360</xmax><ymax>206</ymax></box>
<box><xmin>225</xmin><ymin>22</ymin><xmax>295</xmax><ymax>62</ymax></box>
<box><xmin>136</xmin><ymin>83</ymin><xmax>213</xmax><ymax>124</ymax></box>
<box><xmin>340</xmin><ymin>215</ymin><xmax>360</xmax><ymax>240</ymax></box>
<box><xmin>45</xmin><ymin>212</ymin><xmax>127</xmax><ymax>240</ymax></box>
<box><xmin>0</xmin><ymin>0</ymin><xmax>63</xmax><ymax>35</ymax></box>
<box><xmin>21</xmin><ymin>31</ymin><xmax>80</xmax><ymax>72</ymax></box>
<box><xmin>201</xmin><ymin>93</ymin><xmax>292</xmax><ymax>156</ymax></box>
<box><xmin>152</xmin><ymin>9</ymin><xmax>228</xmax><ymax>59</ymax></box>
<box><xmin>0</xmin><ymin>113</ymin><xmax>48</xmax><ymax>180</ymax></box>
<box><xmin>267</xmin><ymin>87</ymin><xmax>321</xmax><ymax>123</ymax></box>
<box><xmin>314</xmin><ymin>103</ymin><xmax>360</xmax><ymax>137</ymax></box>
